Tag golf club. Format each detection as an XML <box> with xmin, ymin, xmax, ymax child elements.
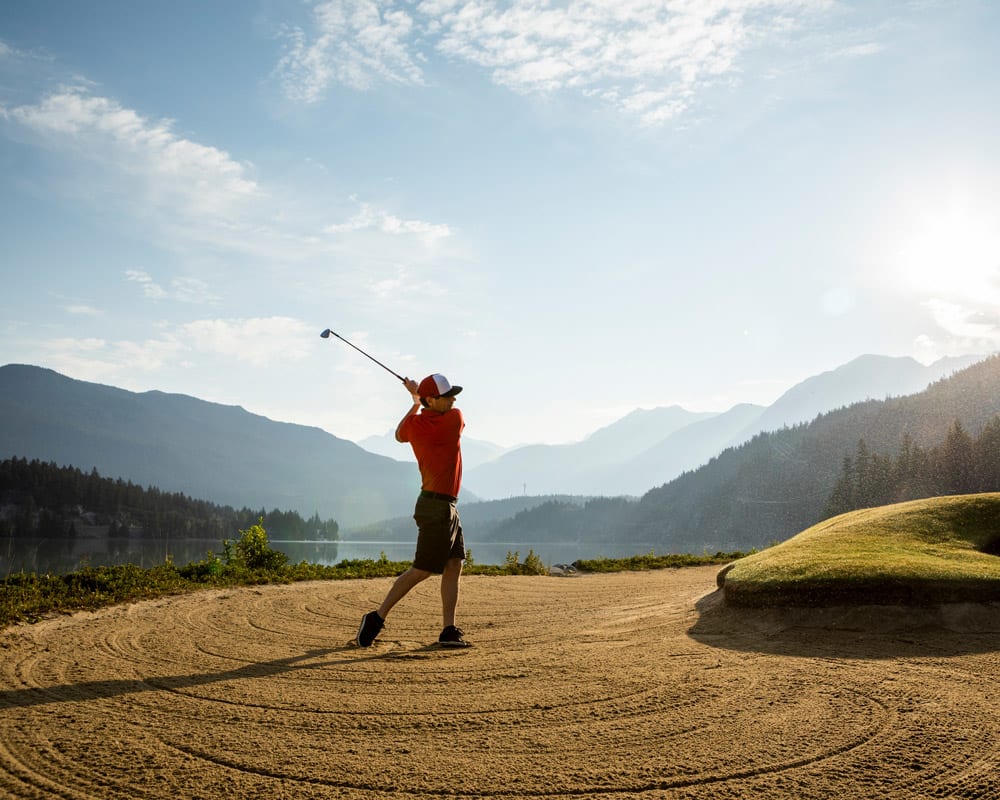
<box><xmin>320</xmin><ymin>328</ymin><xmax>407</xmax><ymax>383</ymax></box>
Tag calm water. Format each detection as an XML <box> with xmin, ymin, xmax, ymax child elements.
<box><xmin>1</xmin><ymin>536</ymin><xmax>657</xmax><ymax>575</ymax></box>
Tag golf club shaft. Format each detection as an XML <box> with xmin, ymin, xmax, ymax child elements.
<box><xmin>320</xmin><ymin>329</ymin><xmax>406</xmax><ymax>383</ymax></box>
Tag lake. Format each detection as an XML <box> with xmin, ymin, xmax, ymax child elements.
<box><xmin>1</xmin><ymin>536</ymin><xmax>659</xmax><ymax>575</ymax></box>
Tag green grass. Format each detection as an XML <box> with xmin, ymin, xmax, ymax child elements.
<box><xmin>721</xmin><ymin>493</ymin><xmax>1000</xmax><ymax>607</ymax></box>
<box><xmin>0</xmin><ymin>548</ymin><xmax>745</xmax><ymax>629</ymax></box>
<box><xmin>0</xmin><ymin>557</ymin><xmax>417</xmax><ymax>628</ymax></box>
<box><xmin>14</xmin><ymin>494</ymin><xmax>999</xmax><ymax>625</ymax></box>
<box><xmin>575</xmin><ymin>551</ymin><xmax>744</xmax><ymax>573</ymax></box>
<box><xmin>11</xmin><ymin>493</ymin><xmax>1000</xmax><ymax>628</ymax></box>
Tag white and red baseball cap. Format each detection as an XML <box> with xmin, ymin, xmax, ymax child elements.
<box><xmin>418</xmin><ymin>373</ymin><xmax>462</xmax><ymax>400</ymax></box>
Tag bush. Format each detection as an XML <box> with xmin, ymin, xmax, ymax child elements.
<box><xmin>178</xmin><ymin>553</ymin><xmax>224</xmax><ymax>582</ymax></box>
<box><xmin>227</xmin><ymin>518</ymin><xmax>288</xmax><ymax>572</ymax></box>
<box><xmin>502</xmin><ymin>549</ymin><xmax>548</xmax><ymax>576</ymax></box>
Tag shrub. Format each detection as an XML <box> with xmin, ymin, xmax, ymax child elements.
<box><xmin>227</xmin><ymin>518</ymin><xmax>288</xmax><ymax>572</ymax></box>
<box><xmin>502</xmin><ymin>549</ymin><xmax>548</xmax><ymax>576</ymax></box>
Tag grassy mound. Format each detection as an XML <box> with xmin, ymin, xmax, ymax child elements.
<box><xmin>720</xmin><ymin>493</ymin><xmax>1000</xmax><ymax>607</ymax></box>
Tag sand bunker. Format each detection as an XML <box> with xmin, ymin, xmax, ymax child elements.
<box><xmin>3</xmin><ymin>566</ymin><xmax>1000</xmax><ymax>798</ymax></box>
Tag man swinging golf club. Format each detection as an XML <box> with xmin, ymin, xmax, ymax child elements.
<box><xmin>356</xmin><ymin>373</ymin><xmax>470</xmax><ymax>648</ymax></box>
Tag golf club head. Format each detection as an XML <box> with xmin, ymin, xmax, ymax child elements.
<box><xmin>318</xmin><ymin>326</ymin><xmax>406</xmax><ymax>383</ymax></box>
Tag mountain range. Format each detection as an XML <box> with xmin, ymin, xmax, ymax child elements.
<box><xmin>451</xmin><ymin>353</ymin><xmax>981</xmax><ymax>498</ymax></box>
<box><xmin>0</xmin><ymin>353</ymin><xmax>988</xmax><ymax>533</ymax></box>
<box><xmin>0</xmin><ymin>365</ymin><xmax>416</xmax><ymax>528</ymax></box>
<box><xmin>489</xmin><ymin>353</ymin><xmax>1000</xmax><ymax>554</ymax></box>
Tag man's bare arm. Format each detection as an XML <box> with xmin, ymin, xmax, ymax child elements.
<box><xmin>395</xmin><ymin>378</ymin><xmax>421</xmax><ymax>442</ymax></box>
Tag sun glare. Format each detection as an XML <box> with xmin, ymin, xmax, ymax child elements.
<box><xmin>893</xmin><ymin>207</ymin><xmax>1000</xmax><ymax>303</ymax></box>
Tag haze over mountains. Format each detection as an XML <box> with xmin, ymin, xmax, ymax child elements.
<box><xmin>0</xmin><ymin>353</ymin><xmax>988</xmax><ymax>538</ymax></box>
<box><xmin>0</xmin><ymin>365</ymin><xmax>415</xmax><ymax>528</ymax></box>
<box><xmin>361</xmin><ymin>354</ymin><xmax>984</xmax><ymax>498</ymax></box>
<box><xmin>348</xmin><ymin>353</ymin><xmax>1000</xmax><ymax>553</ymax></box>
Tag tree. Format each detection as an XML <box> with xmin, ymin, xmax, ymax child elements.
<box><xmin>0</xmin><ymin>458</ymin><xmax>341</xmax><ymax>550</ymax></box>
<box><xmin>939</xmin><ymin>421</ymin><xmax>975</xmax><ymax>494</ymax></box>
<box><xmin>974</xmin><ymin>417</ymin><xmax>1000</xmax><ymax>492</ymax></box>
<box><xmin>852</xmin><ymin>440</ymin><xmax>874</xmax><ymax>508</ymax></box>
<box><xmin>825</xmin><ymin>457</ymin><xmax>855</xmax><ymax>518</ymax></box>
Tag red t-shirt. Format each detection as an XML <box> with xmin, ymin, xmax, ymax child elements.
<box><xmin>398</xmin><ymin>407</ymin><xmax>464</xmax><ymax>498</ymax></box>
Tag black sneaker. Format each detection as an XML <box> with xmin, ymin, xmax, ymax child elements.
<box><xmin>356</xmin><ymin>611</ymin><xmax>384</xmax><ymax>647</ymax></box>
<box><xmin>438</xmin><ymin>625</ymin><xmax>471</xmax><ymax>648</ymax></box>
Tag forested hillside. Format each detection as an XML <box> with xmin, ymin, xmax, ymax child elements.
<box><xmin>499</xmin><ymin>355</ymin><xmax>1000</xmax><ymax>553</ymax></box>
<box><xmin>825</xmin><ymin>419</ymin><xmax>1000</xmax><ymax>516</ymax></box>
<box><xmin>0</xmin><ymin>365</ymin><xmax>416</xmax><ymax>527</ymax></box>
<box><xmin>0</xmin><ymin>458</ymin><xmax>339</xmax><ymax>542</ymax></box>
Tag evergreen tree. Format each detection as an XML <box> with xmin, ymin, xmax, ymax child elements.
<box><xmin>852</xmin><ymin>439</ymin><xmax>873</xmax><ymax>508</ymax></box>
<box><xmin>939</xmin><ymin>421</ymin><xmax>975</xmax><ymax>494</ymax></box>
<box><xmin>0</xmin><ymin>458</ymin><xmax>340</xmax><ymax>547</ymax></box>
<box><xmin>822</xmin><ymin>415</ymin><xmax>1000</xmax><ymax>519</ymax></box>
<box><xmin>825</xmin><ymin>457</ymin><xmax>855</xmax><ymax>518</ymax></box>
<box><xmin>974</xmin><ymin>417</ymin><xmax>1000</xmax><ymax>491</ymax></box>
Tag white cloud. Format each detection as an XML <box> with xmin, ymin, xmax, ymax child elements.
<box><xmin>832</xmin><ymin>42</ymin><xmax>884</xmax><ymax>59</ymax></box>
<box><xmin>0</xmin><ymin>38</ymin><xmax>36</xmax><ymax>62</ymax></box>
<box><xmin>65</xmin><ymin>304</ymin><xmax>102</xmax><ymax>316</ymax></box>
<box><xmin>126</xmin><ymin>270</ymin><xmax>169</xmax><ymax>299</ymax></box>
<box><xmin>9</xmin><ymin>88</ymin><xmax>257</xmax><ymax>210</ymax></box>
<box><xmin>5</xmin><ymin>86</ymin><xmax>457</xmax><ymax>285</ymax></box>
<box><xmin>276</xmin><ymin>0</ymin><xmax>425</xmax><ymax>102</ymax></box>
<box><xmin>368</xmin><ymin>265</ymin><xmax>448</xmax><ymax>300</ymax></box>
<box><xmin>180</xmin><ymin>317</ymin><xmax>314</xmax><ymax>367</ymax></box>
<box><xmin>922</xmin><ymin>299</ymin><xmax>1000</xmax><ymax>351</ymax></box>
<box><xmin>126</xmin><ymin>271</ymin><xmax>221</xmax><ymax>305</ymax></box>
<box><xmin>278</xmin><ymin>0</ymin><xmax>835</xmax><ymax>125</ymax></box>
<box><xmin>41</xmin><ymin>335</ymin><xmax>185</xmax><ymax>381</ymax></box>
<box><xmin>49</xmin><ymin>336</ymin><xmax>105</xmax><ymax>352</ymax></box>
<box><xmin>114</xmin><ymin>337</ymin><xmax>187</xmax><ymax>371</ymax></box>
<box><xmin>40</xmin><ymin>338</ymin><xmax>119</xmax><ymax>383</ymax></box>
<box><xmin>172</xmin><ymin>277</ymin><xmax>220</xmax><ymax>305</ymax></box>
<box><xmin>39</xmin><ymin>317</ymin><xmax>315</xmax><ymax>385</ymax></box>
<box><xmin>325</xmin><ymin>199</ymin><xmax>452</xmax><ymax>245</ymax></box>
<box><xmin>6</xmin><ymin>86</ymin><xmax>266</xmax><ymax>256</ymax></box>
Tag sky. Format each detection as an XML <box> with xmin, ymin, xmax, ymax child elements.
<box><xmin>1</xmin><ymin>1</ymin><xmax>998</xmax><ymax>449</ymax></box>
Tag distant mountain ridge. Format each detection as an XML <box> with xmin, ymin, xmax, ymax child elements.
<box><xmin>0</xmin><ymin>353</ymin><xmax>988</xmax><ymax>534</ymax></box>
<box><xmin>461</xmin><ymin>354</ymin><xmax>984</xmax><ymax>499</ymax></box>
<box><xmin>497</xmin><ymin>353</ymin><xmax>1000</xmax><ymax>554</ymax></box>
<box><xmin>746</xmin><ymin>353</ymin><xmax>984</xmax><ymax>436</ymax></box>
<box><xmin>463</xmin><ymin>406</ymin><xmax>715</xmax><ymax>498</ymax></box>
<box><xmin>0</xmin><ymin>365</ymin><xmax>419</xmax><ymax>527</ymax></box>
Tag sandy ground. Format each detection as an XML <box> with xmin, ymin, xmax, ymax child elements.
<box><xmin>2</xmin><ymin>566</ymin><xmax>1000</xmax><ymax>799</ymax></box>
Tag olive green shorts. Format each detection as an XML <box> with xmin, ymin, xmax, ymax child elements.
<box><xmin>412</xmin><ymin>494</ymin><xmax>465</xmax><ymax>574</ymax></box>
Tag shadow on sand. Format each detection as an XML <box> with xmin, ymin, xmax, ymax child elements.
<box><xmin>688</xmin><ymin>588</ymin><xmax>1000</xmax><ymax>659</ymax></box>
<box><xmin>0</xmin><ymin>642</ymin><xmax>456</xmax><ymax>711</ymax></box>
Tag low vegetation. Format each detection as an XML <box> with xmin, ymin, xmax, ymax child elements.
<box><xmin>575</xmin><ymin>551</ymin><xmax>745</xmax><ymax>573</ymax></box>
<box><xmin>0</xmin><ymin>521</ymin><xmax>743</xmax><ymax>628</ymax></box>
<box><xmin>721</xmin><ymin>493</ymin><xmax>1000</xmax><ymax>607</ymax></box>
<box><xmin>15</xmin><ymin>493</ymin><xmax>1000</xmax><ymax>627</ymax></box>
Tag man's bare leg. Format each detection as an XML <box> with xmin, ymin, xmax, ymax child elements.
<box><xmin>377</xmin><ymin>566</ymin><xmax>431</xmax><ymax>620</ymax></box>
<box><xmin>441</xmin><ymin>557</ymin><xmax>463</xmax><ymax>629</ymax></box>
